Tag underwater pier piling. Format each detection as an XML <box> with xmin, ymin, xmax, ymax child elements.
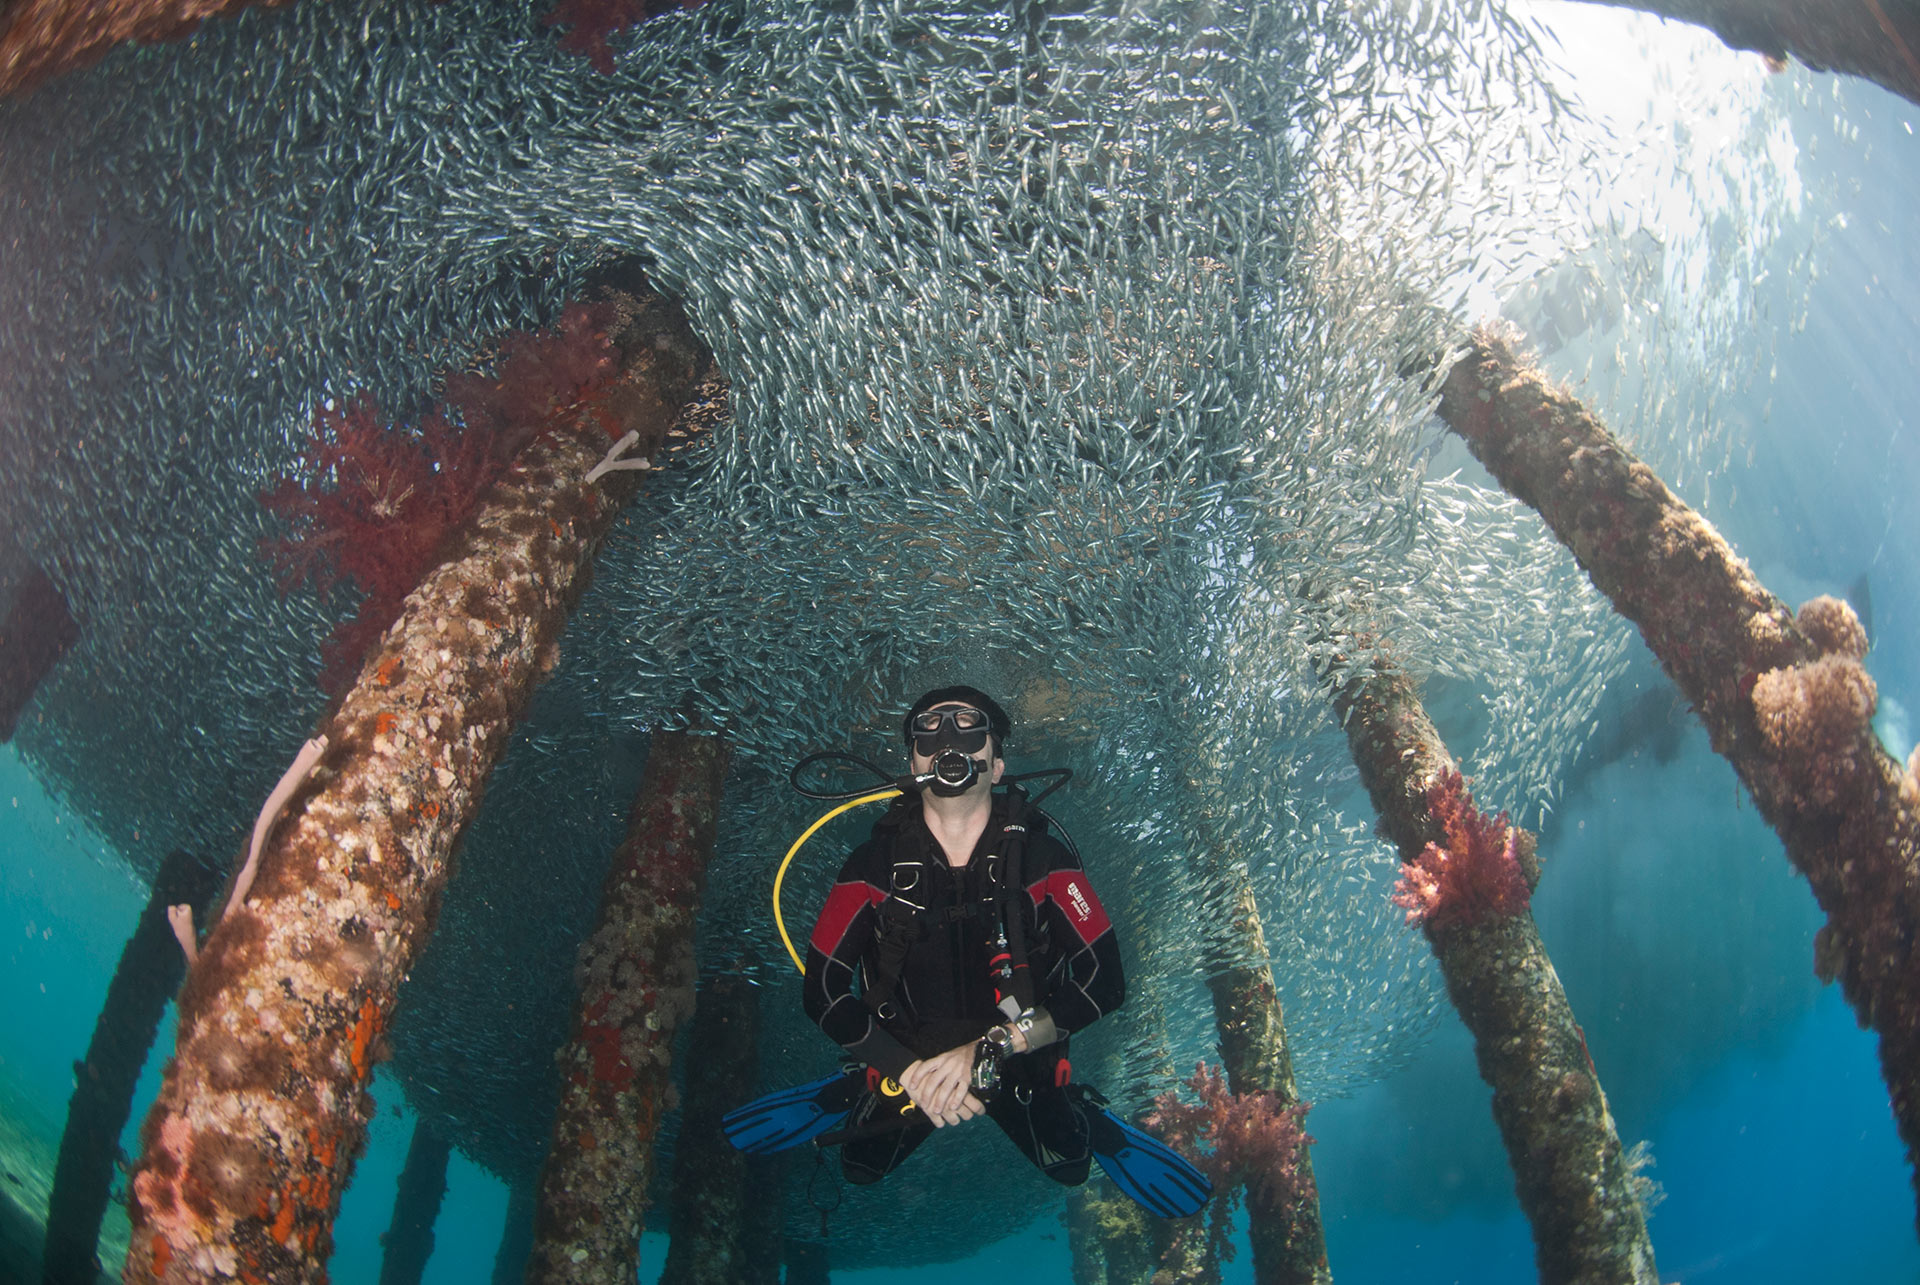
<box><xmin>375</xmin><ymin>1121</ymin><xmax>449</xmax><ymax>1285</ymax></box>
<box><xmin>41</xmin><ymin>848</ymin><xmax>222</xmax><ymax>1285</ymax></box>
<box><xmin>527</xmin><ymin>728</ymin><xmax>729</xmax><ymax>1284</ymax></box>
<box><xmin>1066</xmin><ymin>850</ymin><xmax>1327</xmax><ymax>1285</ymax></box>
<box><xmin>1207</xmin><ymin>869</ymin><xmax>1331</xmax><ymax>1285</ymax></box>
<box><xmin>493</xmin><ymin>1181</ymin><xmax>537</xmax><ymax>1285</ymax></box>
<box><xmin>1329</xmin><ymin>656</ymin><xmax>1660</xmax><ymax>1285</ymax></box>
<box><xmin>0</xmin><ymin>561</ymin><xmax>80</xmax><ymax>742</ymax></box>
<box><xmin>658</xmin><ymin>973</ymin><xmax>783</xmax><ymax>1285</ymax></box>
<box><xmin>0</xmin><ymin>0</ymin><xmax>281</xmax><ymax>99</ymax></box>
<box><xmin>1066</xmin><ymin>1191</ymin><xmax>1162</xmax><ymax>1284</ymax></box>
<box><xmin>120</xmin><ymin>282</ymin><xmax>714</xmax><ymax>1284</ymax></box>
<box><xmin>1586</xmin><ymin>0</ymin><xmax>1920</xmax><ymax>108</ymax></box>
<box><xmin>1437</xmin><ymin>323</ymin><xmax>1920</xmax><ymax>1233</ymax></box>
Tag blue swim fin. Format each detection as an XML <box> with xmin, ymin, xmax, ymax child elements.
<box><xmin>1085</xmin><ymin>1100</ymin><xmax>1212</xmax><ymax>1218</ymax></box>
<box><xmin>722</xmin><ymin>1070</ymin><xmax>864</xmax><ymax>1154</ymax></box>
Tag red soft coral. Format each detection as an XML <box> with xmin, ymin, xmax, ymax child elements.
<box><xmin>261</xmin><ymin>303</ymin><xmax>620</xmax><ymax>692</ymax></box>
<box><xmin>260</xmin><ymin>394</ymin><xmax>502</xmax><ymax>691</ymax></box>
<box><xmin>541</xmin><ymin>0</ymin><xmax>704</xmax><ymax>75</ymax></box>
<box><xmin>1390</xmin><ymin>768</ymin><xmax>1530</xmax><ymax>932</ymax></box>
<box><xmin>1142</xmin><ymin>1063</ymin><xmax>1315</xmax><ymax>1279</ymax></box>
<box><xmin>1146</xmin><ymin>1062</ymin><xmax>1316</xmax><ymax>1217</ymax></box>
<box><xmin>441</xmin><ymin>300</ymin><xmax>620</xmax><ymax>446</ymax></box>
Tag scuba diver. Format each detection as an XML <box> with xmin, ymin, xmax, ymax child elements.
<box><xmin>723</xmin><ymin>686</ymin><xmax>1210</xmax><ymax>1219</ymax></box>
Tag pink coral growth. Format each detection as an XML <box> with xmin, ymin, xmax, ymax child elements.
<box><xmin>261</xmin><ymin>302</ymin><xmax>619</xmax><ymax>692</ymax></box>
<box><xmin>541</xmin><ymin>0</ymin><xmax>703</xmax><ymax>75</ymax></box>
<box><xmin>1390</xmin><ymin>769</ymin><xmax>1530</xmax><ymax>932</ymax></box>
<box><xmin>1751</xmin><ymin>654</ymin><xmax>1878</xmax><ymax>808</ymax></box>
<box><xmin>1145</xmin><ymin>1062</ymin><xmax>1316</xmax><ymax>1218</ymax></box>
<box><xmin>1796</xmin><ymin>595</ymin><xmax>1868</xmax><ymax>661</ymax></box>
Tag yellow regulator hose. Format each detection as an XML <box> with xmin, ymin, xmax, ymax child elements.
<box><xmin>773</xmin><ymin>787</ymin><xmax>901</xmax><ymax>973</ymax></box>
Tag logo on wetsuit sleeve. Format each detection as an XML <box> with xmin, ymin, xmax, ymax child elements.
<box><xmin>1064</xmin><ymin>877</ymin><xmax>1093</xmax><ymax>924</ymax></box>
<box><xmin>1033</xmin><ymin>870</ymin><xmax>1110</xmax><ymax>942</ymax></box>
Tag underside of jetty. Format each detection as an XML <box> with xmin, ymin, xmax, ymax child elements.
<box><xmin>0</xmin><ymin>0</ymin><xmax>1912</xmax><ymax>1280</ymax></box>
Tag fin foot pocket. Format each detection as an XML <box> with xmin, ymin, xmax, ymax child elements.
<box><xmin>722</xmin><ymin>1071</ymin><xmax>862</xmax><ymax>1154</ymax></box>
<box><xmin>1082</xmin><ymin>1093</ymin><xmax>1212</xmax><ymax>1219</ymax></box>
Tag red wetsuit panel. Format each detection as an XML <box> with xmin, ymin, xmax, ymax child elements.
<box><xmin>809</xmin><ymin>879</ymin><xmax>887</xmax><ymax>957</ymax></box>
<box><xmin>1027</xmin><ymin>869</ymin><xmax>1112</xmax><ymax>945</ymax></box>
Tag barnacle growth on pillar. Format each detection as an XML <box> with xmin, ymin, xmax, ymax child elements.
<box><xmin>527</xmin><ymin>728</ymin><xmax>730</xmax><ymax>1284</ymax></box>
<box><xmin>1329</xmin><ymin>654</ymin><xmax>1660</xmax><ymax>1285</ymax></box>
<box><xmin>1437</xmin><ymin>323</ymin><xmax>1920</xmax><ymax>1231</ymax></box>
<box><xmin>121</xmin><ymin>281</ymin><xmax>713</xmax><ymax>1284</ymax></box>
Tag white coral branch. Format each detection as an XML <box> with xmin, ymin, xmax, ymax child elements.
<box><xmin>167</xmin><ymin>904</ymin><xmax>197</xmax><ymax>965</ymax></box>
<box><xmin>223</xmin><ymin>734</ymin><xmax>328</xmax><ymax>920</ymax></box>
<box><xmin>584</xmin><ymin>429</ymin><xmax>653</xmax><ymax>484</ymax></box>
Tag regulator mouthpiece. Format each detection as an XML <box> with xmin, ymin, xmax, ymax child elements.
<box><xmin>926</xmin><ymin>749</ymin><xmax>983</xmax><ymax>797</ymax></box>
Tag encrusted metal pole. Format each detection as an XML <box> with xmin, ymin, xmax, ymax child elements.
<box><xmin>1208</xmin><ymin>870</ymin><xmax>1331</xmax><ymax>1285</ymax></box>
<box><xmin>375</xmin><ymin>1122</ymin><xmax>450</xmax><ymax>1285</ymax></box>
<box><xmin>1582</xmin><ymin>0</ymin><xmax>1920</xmax><ymax>108</ymax></box>
<box><xmin>121</xmin><ymin>283</ymin><xmax>714</xmax><ymax>1284</ymax></box>
<box><xmin>42</xmin><ymin>849</ymin><xmax>222</xmax><ymax>1285</ymax></box>
<box><xmin>526</xmin><ymin>728</ymin><xmax>730</xmax><ymax>1284</ymax></box>
<box><xmin>1328</xmin><ymin>655</ymin><xmax>1660</xmax><ymax>1285</ymax></box>
<box><xmin>658</xmin><ymin>973</ymin><xmax>783</xmax><ymax>1285</ymax></box>
<box><xmin>1436</xmin><ymin>323</ymin><xmax>1920</xmax><ymax>1233</ymax></box>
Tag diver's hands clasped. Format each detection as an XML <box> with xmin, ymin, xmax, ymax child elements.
<box><xmin>899</xmin><ymin>1044</ymin><xmax>986</xmax><ymax>1127</ymax></box>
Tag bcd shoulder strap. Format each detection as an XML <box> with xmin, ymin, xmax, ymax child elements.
<box><xmin>994</xmin><ymin>785</ymin><xmax>1039</xmax><ymax>1012</ymax></box>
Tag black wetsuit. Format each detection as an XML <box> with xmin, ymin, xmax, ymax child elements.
<box><xmin>803</xmin><ymin>793</ymin><xmax>1125</xmax><ymax>1184</ymax></box>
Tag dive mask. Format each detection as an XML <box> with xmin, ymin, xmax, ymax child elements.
<box><xmin>909</xmin><ymin>706</ymin><xmax>992</xmax><ymax>757</ymax></box>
